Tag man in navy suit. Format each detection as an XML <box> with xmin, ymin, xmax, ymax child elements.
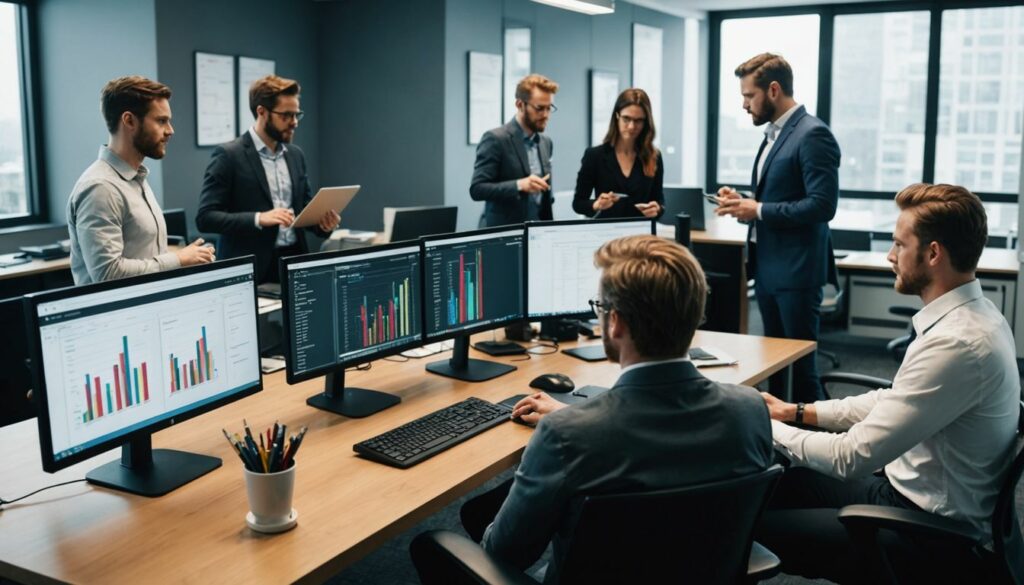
<box><xmin>716</xmin><ymin>53</ymin><xmax>840</xmax><ymax>403</ymax></box>
<box><xmin>197</xmin><ymin>75</ymin><xmax>339</xmax><ymax>283</ymax></box>
<box><xmin>470</xmin><ymin>74</ymin><xmax>558</xmax><ymax>228</ymax></box>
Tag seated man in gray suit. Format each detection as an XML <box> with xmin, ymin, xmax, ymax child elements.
<box><xmin>469</xmin><ymin>74</ymin><xmax>558</xmax><ymax>227</ymax></box>
<box><xmin>460</xmin><ymin>235</ymin><xmax>775</xmax><ymax>581</ymax></box>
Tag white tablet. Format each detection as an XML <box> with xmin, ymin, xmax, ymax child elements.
<box><xmin>290</xmin><ymin>185</ymin><xmax>360</xmax><ymax>228</ymax></box>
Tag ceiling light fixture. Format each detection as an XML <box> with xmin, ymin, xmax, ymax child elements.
<box><xmin>531</xmin><ymin>0</ymin><xmax>614</xmax><ymax>16</ymax></box>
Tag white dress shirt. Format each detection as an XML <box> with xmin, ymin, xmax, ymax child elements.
<box><xmin>248</xmin><ymin>127</ymin><xmax>296</xmax><ymax>247</ymax></box>
<box><xmin>772</xmin><ymin>279</ymin><xmax>1020</xmax><ymax>541</ymax></box>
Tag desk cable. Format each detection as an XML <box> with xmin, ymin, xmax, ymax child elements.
<box><xmin>0</xmin><ymin>478</ymin><xmax>87</xmax><ymax>510</ymax></box>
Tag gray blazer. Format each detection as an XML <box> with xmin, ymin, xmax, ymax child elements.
<box><xmin>469</xmin><ymin>119</ymin><xmax>553</xmax><ymax>227</ymax></box>
<box><xmin>482</xmin><ymin>361</ymin><xmax>774</xmax><ymax>582</ymax></box>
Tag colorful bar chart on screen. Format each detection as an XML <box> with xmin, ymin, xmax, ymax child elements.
<box><xmin>357</xmin><ymin>277</ymin><xmax>412</xmax><ymax>347</ymax></box>
<box><xmin>168</xmin><ymin>326</ymin><xmax>216</xmax><ymax>392</ymax></box>
<box><xmin>80</xmin><ymin>335</ymin><xmax>150</xmax><ymax>423</ymax></box>
<box><xmin>445</xmin><ymin>249</ymin><xmax>483</xmax><ymax>326</ymax></box>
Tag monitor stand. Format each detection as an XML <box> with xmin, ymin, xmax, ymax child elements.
<box><xmin>307</xmin><ymin>368</ymin><xmax>400</xmax><ymax>418</ymax></box>
<box><xmin>86</xmin><ymin>435</ymin><xmax>221</xmax><ymax>497</ymax></box>
<box><xmin>426</xmin><ymin>335</ymin><xmax>516</xmax><ymax>382</ymax></box>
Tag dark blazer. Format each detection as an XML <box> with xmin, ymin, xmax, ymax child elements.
<box><xmin>572</xmin><ymin>143</ymin><xmax>665</xmax><ymax>219</ymax></box>
<box><xmin>482</xmin><ymin>360</ymin><xmax>774</xmax><ymax>582</ymax></box>
<box><xmin>469</xmin><ymin>119</ymin><xmax>553</xmax><ymax>227</ymax></box>
<box><xmin>196</xmin><ymin>132</ymin><xmax>325</xmax><ymax>281</ymax></box>
<box><xmin>748</xmin><ymin>105</ymin><xmax>840</xmax><ymax>291</ymax></box>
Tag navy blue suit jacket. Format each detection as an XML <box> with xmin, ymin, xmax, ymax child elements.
<box><xmin>748</xmin><ymin>106</ymin><xmax>840</xmax><ymax>291</ymax></box>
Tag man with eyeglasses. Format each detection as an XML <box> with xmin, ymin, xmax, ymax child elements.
<box><xmin>197</xmin><ymin>75</ymin><xmax>339</xmax><ymax>283</ymax></box>
<box><xmin>470</xmin><ymin>73</ymin><xmax>558</xmax><ymax>228</ymax></box>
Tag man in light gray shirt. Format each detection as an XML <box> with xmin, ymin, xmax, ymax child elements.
<box><xmin>757</xmin><ymin>183</ymin><xmax>1021</xmax><ymax>583</ymax></box>
<box><xmin>68</xmin><ymin>76</ymin><xmax>213</xmax><ymax>285</ymax></box>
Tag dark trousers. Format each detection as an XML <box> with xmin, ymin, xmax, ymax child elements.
<box><xmin>755</xmin><ymin>283</ymin><xmax>825</xmax><ymax>402</ymax></box>
<box><xmin>757</xmin><ymin>466</ymin><xmax>985</xmax><ymax>584</ymax></box>
<box><xmin>461</xmin><ymin>478</ymin><xmax>515</xmax><ymax>542</ymax></box>
<box><xmin>264</xmin><ymin>243</ymin><xmax>304</xmax><ymax>284</ymax></box>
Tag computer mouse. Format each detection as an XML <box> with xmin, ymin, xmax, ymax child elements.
<box><xmin>529</xmin><ymin>373</ymin><xmax>575</xmax><ymax>393</ymax></box>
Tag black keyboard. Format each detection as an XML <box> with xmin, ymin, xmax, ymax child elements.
<box><xmin>354</xmin><ymin>397</ymin><xmax>516</xmax><ymax>468</ymax></box>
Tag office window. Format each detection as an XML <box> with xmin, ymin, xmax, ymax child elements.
<box><xmin>0</xmin><ymin>2</ymin><xmax>29</xmax><ymax>219</ymax></box>
<box><xmin>716</xmin><ymin>14</ymin><xmax>819</xmax><ymax>186</ymax></box>
<box><xmin>831</xmin><ymin>11</ymin><xmax>929</xmax><ymax>191</ymax></box>
<box><xmin>503</xmin><ymin>27</ymin><xmax>531</xmax><ymax>124</ymax></box>
<box><xmin>935</xmin><ymin>5</ymin><xmax>1024</xmax><ymax>194</ymax></box>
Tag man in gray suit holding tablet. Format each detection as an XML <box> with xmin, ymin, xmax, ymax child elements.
<box><xmin>470</xmin><ymin>74</ymin><xmax>558</xmax><ymax>227</ymax></box>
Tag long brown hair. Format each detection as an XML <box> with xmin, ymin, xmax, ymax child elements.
<box><xmin>603</xmin><ymin>88</ymin><xmax>658</xmax><ymax>177</ymax></box>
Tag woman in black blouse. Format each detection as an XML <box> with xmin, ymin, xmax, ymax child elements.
<box><xmin>573</xmin><ymin>88</ymin><xmax>664</xmax><ymax>219</ymax></box>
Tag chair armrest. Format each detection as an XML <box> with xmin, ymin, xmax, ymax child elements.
<box><xmin>838</xmin><ymin>505</ymin><xmax>979</xmax><ymax>548</ymax></box>
<box><xmin>745</xmin><ymin>541</ymin><xmax>781</xmax><ymax>583</ymax></box>
<box><xmin>410</xmin><ymin>530</ymin><xmax>539</xmax><ymax>585</ymax></box>
<box><xmin>820</xmin><ymin>372</ymin><xmax>893</xmax><ymax>390</ymax></box>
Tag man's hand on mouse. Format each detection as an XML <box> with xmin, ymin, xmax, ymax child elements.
<box><xmin>512</xmin><ymin>392</ymin><xmax>567</xmax><ymax>425</ymax></box>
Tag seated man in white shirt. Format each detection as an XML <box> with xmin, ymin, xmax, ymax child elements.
<box><xmin>756</xmin><ymin>182</ymin><xmax>1021</xmax><ymax>583</ymax></box>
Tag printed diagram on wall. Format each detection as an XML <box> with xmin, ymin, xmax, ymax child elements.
<box><xmin>632</xmin><ymin>23</ymin><xmax>663</xmax><ymax>147</ymax></box>
<box><xmin>591</xmin><ymin>70</ymin><xmax>620</xmax><ymax>147</ymax></box>
<box><xmin>237</xmin><ymin>57</ymin><xmax>276</xmax><ymax>132</ymax></box>
<box><xmin>195</xmin><ymin>52</ymin><xmax>236</xmax><ymax>146</ymax></box>
<box><xmin>468</xmin><ymin>51</ymin><xmax>503</xmax><ymax>145</ymax></box>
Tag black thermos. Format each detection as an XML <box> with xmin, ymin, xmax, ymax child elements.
<box><xmin>675</xmin><ymin>212</ymin><xmax>691</xmax><ymax>248</ymax></box>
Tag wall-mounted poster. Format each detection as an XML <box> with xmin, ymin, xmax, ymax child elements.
<box><xmin>237</xmin><ymin>56</ymin><xmax>276</xmax><ymax>131</ymax></box>
<box><xmin>591</xmin><ymin>70</ymin><xmax>620</xmax><ymax>147</ymax></box>
<box><xmin>195</xmin><ymin>52</ymin><xmax>236</xmax><ymax>146</ymax></box>
<box><xmin>468</xmin><ymin>51</ymin><xmax>503</xmax><ymax>145</ymax></box>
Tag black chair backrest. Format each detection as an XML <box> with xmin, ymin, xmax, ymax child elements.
<box><xmin>0</xmin><ymin>296</ymin><xmax>35</xmax><ymax>427</ymax></box>
<box><xmin>557</xmin><ymin>464</ymin><xmax>784</xmax><ymax>585</ymax></box>
<box><xmin>992</xmin><ymin>401</ymin><xmax>1024</xmax><ymax>584</ymax></box>
<box><xmin>391</xmin><ymin>206</ymin><xmax>458</xmax><ymax>242</ymax></box>
<box><xmin>660</xmin><ymin>187</ymin><xmax>706</xmax><ymax>230</ymax></box>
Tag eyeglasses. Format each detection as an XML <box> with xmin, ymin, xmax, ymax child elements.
<box><xmin>617</xmin><ymin>113</ymin><xmax>646</xmax><ymax>127</ymax></box>
<box><xmin>270</xmin><ymin>110</ymin><xmax>305</xmax><ymax>121</ymax></box>
<box><xmin>589</xmin><ymin>298</ymin><xmax>610</xmax><ymax>318</ymax></box>
<box><xmin>526</xmin><ymin>102</ymin><xmax>558</xmax><ymax>114</ymax></box>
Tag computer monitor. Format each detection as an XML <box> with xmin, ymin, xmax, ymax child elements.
<box><xmin>660</xmin><ymin>187</ymin><xmax>706</xmax><ymax>230</ymax></box>
<box><xmin>388</xmin><ymin>206</ymin><xmax>458</xmax><ymax>242</ymax></box>
<box><xmin>162</xmin><ymin>208</ymin><xmax>189</xmax><ymax>245</ymax></box>
<box><xmin>0</xmin><ymin>296</ymin><xmax>35</xmax><ymax>427</ymax></box>
<box><xmin>422</xmin><ymin>226</ymin><xmax>525</xmax><ymax>382</ymax></box>
<box><xmin>26</xmin><ymin>257</ymin><xmax>262</xmax><ymax>497</ymax></box>
<box><xmin>280</xmin><ymin>242</ymin><xmax>423</xmax><ymax>417</ymax></box>
<box><xmin>527</xmin><ymin>218</ymin><xmax>656</xmax><ymax>320</ymax></box>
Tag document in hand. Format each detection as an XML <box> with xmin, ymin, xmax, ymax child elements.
<box><xmin>290</xmin><ymin>185</ymin><xmax>359</xmax><ymax>228</ymax></box>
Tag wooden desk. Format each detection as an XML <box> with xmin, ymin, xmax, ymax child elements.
<box><xmin>836</xmin><ymin>250</ymin><xmax>1019</xmax><ymax>338</ymax></box>
<box><xmin>0</xmin><ymin>331</ymin><xmax>812</xmax><ymax>585</ymax></box>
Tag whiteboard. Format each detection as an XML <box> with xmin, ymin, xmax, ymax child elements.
<box><xmin>591</xmin><ymin>70</ymin><xmax>620</xmax><ymax>146</ymax></box>
<box><xmin>195</xmin><ymin>52</ymin><xmax>236</xmax><ymax>146</ymax></box>
<box><xmin>468</xmin><ymin>51</ymin><xmax>503</xmax><ymax>145</ymax></box>
<box><xmin>237</xmin><ymin>57</ymin><xmax>276</xmax><ymax>131</ymax></box>
<box><xmin>632</xmin><ymin>24</ymin><xmax>663</xmax><ymax>147</ymax></box>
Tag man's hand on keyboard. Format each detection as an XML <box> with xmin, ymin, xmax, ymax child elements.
<box><xmin>511</xmin><ymin>392</ymin><xmax>567</xmax><ymax>426</ymax></box>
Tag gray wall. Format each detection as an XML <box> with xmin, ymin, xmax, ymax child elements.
<box><xmin>444</xmin><ymin>0</ymin><xmax>687</xmax><ymax>230</ymax></box>
<box><xmin>316</xmin><ymin>0</ymin><xmax>447</xmax><ymax>231</ymax></box>
<box><xmin>154</xmin><ymin>0</ymin><xmax>321</xmax><ymax>237</ymax></box>
<box><xmin>37</xmin><ymin>0</ymin><xmax>161</xmax><ymax>226</ymax></box>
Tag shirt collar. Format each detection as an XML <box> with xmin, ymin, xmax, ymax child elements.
<box><xmin>249</xmin><ymin>127</ymin><xmax>287</xmax><ymax>156</ymax></box>
<box><xmin>512</xmin><ymin>118</ymin><xmax>537</xmax><ymax>143</ymax></box>
<box><xmin>765</xmin><ymin>103</ymin><xmax>801</xmax><ymax>141</ymax></box>
<box><xmin>912</xmin><ymin>279</ymin><xmax>984</xmax><ymax>337</ymax></box>
<box><xmin>98</xmin><ymin>146</ymin><xmax>147</xmax><ymax>183</ymax></box>
<box><xmin>618</xmin><ymin>355</ymin><xmax>690</xmax><ymax>377</ymax></box>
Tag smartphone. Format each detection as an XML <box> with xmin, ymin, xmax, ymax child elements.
<box><xmin>703</xmin><ymin>193</ymin><xmax>721</xmax><ymax>205</ymax></box>
<box><xmin>609</xmin><ymin>193</ymin><xmax>630</xmax><ymax>200</ymax></box>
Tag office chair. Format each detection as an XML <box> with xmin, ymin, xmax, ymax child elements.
<box><xmin>818</xmin><ymin>283</ymin><xmax>845</xmax><ymax>368</ymax></box>
<box><xmin>410</xmin><ymin>465</ymin><xmax>785</xmax><ymax>585</ymax></box>
<box><xmin>885</xmin><ymin>306</ymin><xmax>918</xmax><ymax>362</ymax></box>
<box><xmin>838</xmin><ymin>401</ymin><xmax>1024</xmax><ymax>585</ymax></box>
